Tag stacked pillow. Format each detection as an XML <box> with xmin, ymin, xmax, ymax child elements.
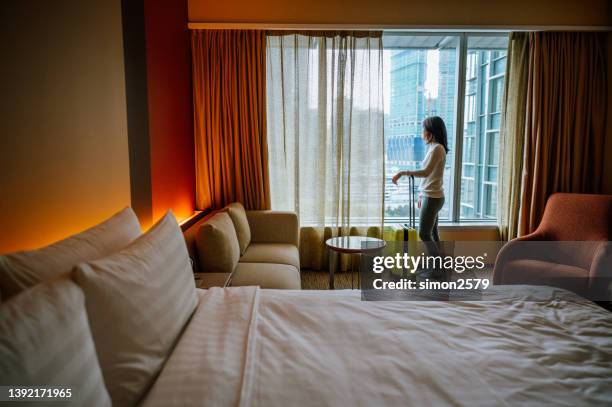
<box><xmin>0</xmin><ymin>207</ymin><xmax>141</xmax><ymax>300</ymax></box>
<box><xmin>195</xmin><ymin>202</ymin><xmax>252</xmax><ymax>274</ymax></box>
<box><xmin>0</xmin><ymin>278</ymin><xmax>112</xmax><ymax>407</ymax></box>
<box><xmin>0</xmin><ymin>209</ymin><xmax>197</xmax><ymax>407</ymax></box>
<box><xmin>73</xmin><ymin>211</ymin><xmax>197</xmax><ymax>406</ymax></box>
<box><xmin>224</xmin><ymin>202</ymin><xmax>251</xmax><ymax>254</ymax></box>
<box><xmin>195</xmin><ymin>211</ymin><xmax>241</xmax><ymax>273</ymax></box>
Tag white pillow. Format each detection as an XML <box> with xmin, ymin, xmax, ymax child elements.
<box><xmin>72</xmin><ymin>210</ymin><xmax>197</xmax><ymax>406</ymax></box>
<box><xmin>0</xmin><ymin>207</ymin><xmax>141</xmax><ymax>300</ymax></box>
<box><xmin>0</xmin><ymin>278</ymin><xmax>111</xmax><ymax>407</ymax></box>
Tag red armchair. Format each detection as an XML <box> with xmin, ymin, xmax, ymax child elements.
<box><xmin>493</xmin><ymin>193</ymin><xmax>612</xmax><ymax>299</ymax></box>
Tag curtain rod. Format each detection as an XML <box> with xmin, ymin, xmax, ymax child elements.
<box><xmin>187</xmin><ymin>23</ymin><xmax>612</xmax><ymax>32</ymax></box>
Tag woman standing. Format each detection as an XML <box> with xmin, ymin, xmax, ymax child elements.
<box><xmin>392</xmin><ymin>116</ymin><xmax>449</xmax><ymax>242</ymax></box>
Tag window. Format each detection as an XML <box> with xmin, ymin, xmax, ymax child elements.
<box><xmin>383</xmin><ymin>35</ymin><xmax>459</xmax><ymax>222</ymax></box>
<box><xmin>459</xmin><ymin>36</ymin><xmax>508</xmax><ymax>221</ymax></box>
<box><xmin>266</xmin><ymin>32</ymin><xmax>509</xmax><ymax>225</ymax></box>
<box><xmin>383</xmin><ymin>33</ymin><xmax>509</xmax><ymax>224</ymax></box>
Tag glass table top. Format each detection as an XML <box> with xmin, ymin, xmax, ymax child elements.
<box><xmin>325</xmin><ymin>236</ymin><xmax>386</xmax><ymax>253</ymax></box>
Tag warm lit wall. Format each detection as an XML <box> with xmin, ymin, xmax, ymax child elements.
<box><xmin>188</xmin><ymin>0</ymin><xmax>610</xmax><ymax>26</ymax></box>
<box><xmin>145</xmin><ymin>0</ymin><xmax>195</xmax><ymax>224</ymax></box>
<box><xmin>0</xmin><ymin>1</ymin><xmax>131</xmax><ymax>254</ymax></box>
<box><xmin>123</xmin><ymin>0</ymin><xmax>195</xmax><ymax>229</ymax></box>
<box><xmin>605</xmin><ymin>32</ymin><xmax>612</xmax><ymax>195</ymax></box>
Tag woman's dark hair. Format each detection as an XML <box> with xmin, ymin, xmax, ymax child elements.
<box><xmin>422</xmin><ymin>116</ymin><xmax>449</xmax><ymax>153</ymax></box>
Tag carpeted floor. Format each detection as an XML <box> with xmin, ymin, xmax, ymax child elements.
<box><xmin>300</xmin><ymin>270</ymin><xmax>360</xmax><ymax>290</ymax></box>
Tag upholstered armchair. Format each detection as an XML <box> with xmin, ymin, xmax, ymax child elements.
<box><xmin>493</xmin><ymin>193</ymin><xmax>612</xmax><ymax>299</ymax></box>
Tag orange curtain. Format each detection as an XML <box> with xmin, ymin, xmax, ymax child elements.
<box><xmin>191</xmin><ymin>30</ymin><xmax>270</xmax><ymax>210</ymax></box>
<box><xmin>519</xmin><ymin>32</ymin><xmax>607</xmax><ymax>236</ymax></box>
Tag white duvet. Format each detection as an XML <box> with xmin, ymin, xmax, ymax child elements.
<box><xmin>141</xmin><ymin>286</ymin><xmax>612</xmax><ymax>407</ymax></box>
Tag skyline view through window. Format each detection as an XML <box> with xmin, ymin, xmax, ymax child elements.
<box><xmin>383</xmin><ymin>34</ymin><xmax>509</xmax><ymax>224</ymax></box>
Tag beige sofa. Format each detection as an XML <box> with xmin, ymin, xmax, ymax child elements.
<box><xmin>183</xmin><ymin>203</ymin><xmax>301</xmax><ymax>289</ymax></box>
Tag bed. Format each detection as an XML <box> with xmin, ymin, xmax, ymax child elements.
<box><xmin>3</xmin><ymin>208</ymin><xmax>611</xmax><ymax>406</ymax></box>
<box><xmin>142</xmin><ymin>285</ymin><xmax>612</xmax><ymax>407</ymax></box>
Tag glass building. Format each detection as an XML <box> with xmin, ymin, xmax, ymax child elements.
<box><xmin>384</xmin><ymin>47</ymin><xmax>456</xmax><ymax>220</ymax></box>
<box><xmin>459</xmin><ymin>49</ymin><xmax>507</xmax><ymax>220</ymax></box>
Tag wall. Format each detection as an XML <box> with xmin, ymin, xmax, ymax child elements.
<box><xmin>188</xmin><ymin>0</ymin><xmax>611</xmax><ymax>27</ymax></box>
<box><xmin>144</xmin><ymin>0</ymin><xmax>195</xmax><ymax>224</ymax></box>
<box><xmin>605</xmin><ymin>32</ymin><xmax>612</xmax><ymax>194</ymax></box>
<box><xmin>0</xmin><ymin>1</ymin><xmax>131</xmax><ymax>254</ymax></box>
<box><xmin>122</xmin><ymin>0</ymin><xmax>195</xmax><ymax>229</ymax></box>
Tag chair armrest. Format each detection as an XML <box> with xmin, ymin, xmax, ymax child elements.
<box><xmin>492</xmin><ymin>231</ymin><xmax>549</xmax><ymax>285</ymax></box>
<box><xmin>246</xmin><ymin>211</ymin><xmax>299</xmax><ymax>246</ymax></box>
<box><xmin>515</xmin><ymin>230</ymin><xmax>548</xmax><ymax>242</ymax></box>
<box><xmin>492</xmin><ymin>241</ymin><xmax>517</xmax><ymax>285</ymax></box>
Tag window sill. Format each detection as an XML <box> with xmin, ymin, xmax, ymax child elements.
<box><xmin>439</xmin><ymin>222</ymin><xmax>498</xmax><ymax>230</ymax></box>
<box><xmin>384</xmin><ymin>221</ymin><xmax>498</xmax><ymax>230</ymax></box>
<box><xmin>299</xmin><ymin>222</ymin><xmax>499</xmax><ymax>230</ymax></box>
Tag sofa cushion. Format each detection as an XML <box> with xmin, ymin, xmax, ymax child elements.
<box><xmin>500</xmin><ymin>259</ymin><xmax>589</xmax><ymax>295</ymax></box>
<box><xmin>232</xmin><ymin>263</ymin><xmax>301</xmax><ymax>289</ymax></box>
<box><xmin>0</xmin><ymin>278</ymin><xmax>111</xmax><ymax>406</ymax></box>
<box><xmin>0</xmin><ymin>207</ymin><xmax>141</xmax><ymax>300</ymax></box>
<box><xmin>224</xmin><ymin>202</ymin><xmax>251</xmax><ymax>255</ymax></box>
<box><xmin>196</xmin><ymin>212</ymin><xmax>240</xmax><ymax>274</ymax></box>
<box><xmin>72</xmin><ymin>211</ymin><xmax>197</xmax><ymax>407</ymax></box>
<box><xmin>239</xmin><ymin>243</ymin><xmax>300</xmax><ymax>270</ymax></box>
<box><xmin>246</xmin><ymin>211</ymin><xmax>299</xmax><ymax>246</ymax></box>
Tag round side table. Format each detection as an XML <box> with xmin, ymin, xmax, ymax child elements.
<box><xmin>325</xmin><ymin>236</ymin><xmax>386</xmax><ymax>289</ymax></box>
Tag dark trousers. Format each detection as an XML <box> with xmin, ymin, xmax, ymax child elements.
<box><xmin>419</xmin><ymin>196</ymin><xmax>444</xmax><ymax>242</ymax></box>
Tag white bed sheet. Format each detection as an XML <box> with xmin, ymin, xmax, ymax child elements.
<box><xmin>141</xmin><ymin>286</ymin><xmax>612</xmax><ymax>407</ymax></box>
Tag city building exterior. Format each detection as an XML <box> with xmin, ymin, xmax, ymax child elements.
<box><xmin>460</xmin><ymin>49</ymin><xmax>507</xmax><ymax>220</ymax></box>
<box><xmin>384</xmin><ymin>48</ymin><xmax>456</xmax><ymax>221</ymax></box>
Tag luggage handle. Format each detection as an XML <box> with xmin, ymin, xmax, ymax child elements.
<box><xmin>409</xmin><ymin>175</ymin><xmax>415</xmax><ymax>230</ymax></box>
<box><xmin>401</xmin><ymin>175</ymin><xmax>416</xmax><ymax>232</ymax></box>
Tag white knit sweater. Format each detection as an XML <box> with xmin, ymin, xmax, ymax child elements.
<box><xmin>409</xmin><ymin>142</ymin><xmax>446</xmax><ymax>198</ymax></box>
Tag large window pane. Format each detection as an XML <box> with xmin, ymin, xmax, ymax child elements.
<box><xmin>459</xmin><ymin>35</ymin><xmax>508</xmax><ymax>221</ymax></box>
<box><xmin>383</xmin><ymin>35</ymin><xmax>459</xmax><ymax>223</ymax></box>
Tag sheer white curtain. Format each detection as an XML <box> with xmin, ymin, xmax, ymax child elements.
<box><xmin>266</xmin><ymin>32</ymin><xmax>384</xmax><ymax>232</ymax></box>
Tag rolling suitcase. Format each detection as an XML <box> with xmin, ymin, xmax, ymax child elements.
<box><xmin>403</xmin><ymin>175</ymin><xmax>419</xmax><ymax>274</ymax></box>
<box><xmin>389</xmin><ymin>175</ymin><xmax>419</xmax><ymax>277</ymax></box>
<box><xmin>402</xmin><ymin>175</ymin><xmax>419</xmax><ymax>244</ymax></box>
